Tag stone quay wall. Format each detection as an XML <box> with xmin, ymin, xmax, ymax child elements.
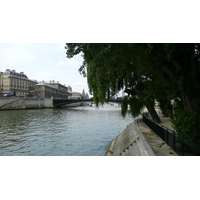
<box><xmin>106</xmin><ymin>119</ymin><xmax>155</xmax><ymax>156</ymax></box>
<box><xmin>0</xmin><ymin>97</ymin><xmax>53</xmax><ymax>110</ymax></box>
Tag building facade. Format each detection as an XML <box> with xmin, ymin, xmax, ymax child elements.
<box><xmin>0</xmin><ymin>69</ymin><xmax>38</xmax><ymax>96</ymax></box>
<box><xmin>35</xmin><ymin>82</ymin><xmax>58</xmax><ymax>98</ymax></box>
<box><xmin>48</xmin><ymin>81</ymin><xmax>72</xmax><ymax>98</ymax></box>
<box><xmin>28</xmin><ymin>79</ymin><xmax>38</xmax><ymax>97</ymax></box>
<box><xmin>69</xmin><ymin>92</ymin><xmax>82</xmax><ymax>99</ymax></box>
<box><xmin>35</xmin><ymin>81</ymin><xmax>72</xmax><ymax>98</ymax></box>
<box><xmin>0</xmin><ymin>69</ymin><xmax>76</xmax><ymax>99</ymax></box>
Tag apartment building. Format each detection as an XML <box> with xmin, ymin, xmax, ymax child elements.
<box><xmin>0</xmin><ymin>69</ymin><xmax>73</xmax><ymax>98</ymax></box>
<box><xmin>35</xmin><ymin>82</ymin><xmax>58</xmax><ymax>98</ymax></box>
<box><xmin>0</xmin><ymin>69</ymin><xmax>38</xmax><ymax>96</ymax></box>
<box><xmin>35</xmin><ymin>81</ymin><xmax>72</xmax><ymax>98</ymax></box>
<box><xmin>48</xmin><ymin>81</ymin><xmax>72</xmax><ymax>98</ymax></box>
<box><xmin>69</xmin><ymin>91</ymin><xmax>82</xmax><ymax>99</ymax></box>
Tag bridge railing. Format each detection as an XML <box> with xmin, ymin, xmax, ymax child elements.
<box><xmin>53</xmin><ymin>98</ymin><xmax>125</xmax><ymax>107</ymax></box>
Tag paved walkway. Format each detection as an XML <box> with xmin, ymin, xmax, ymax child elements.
<box><xmin>160</xmin><ymin>117</ymin><xmax>174</xmax><ymax>130</ymax></box>
<box><xmin>138</xmin><ymin>118</ymin><xmax>177</xmax><ymax>156</ymax></box>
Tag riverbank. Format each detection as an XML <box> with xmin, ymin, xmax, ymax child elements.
<box><xmin>106</xmin><ymin>118</ymin><xmax>177</xmax><ymax>156</ymax></box>
<box><xmin>106</xmin><ymin>119</ymin><xmax>155</xmax><ymax>156</ymax></box>
<box><xmin>0</xmin><ymin>97</ymin><xmax>92</xmax><ymax>110</ymax></box>
<box><xmin>0</xmin><ymin>97</ymin><xmax>53</xmax><ymax>110</ymax></box>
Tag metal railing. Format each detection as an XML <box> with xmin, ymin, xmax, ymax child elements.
<box><xmin>143</xmin><ymin>114</ymin><xmax>200</xmax><ymax>156</ymax></box>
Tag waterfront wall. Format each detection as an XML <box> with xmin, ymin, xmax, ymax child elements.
<box><xmin>106</xmin><ymin>119</ymin><xmax>155</xmax><ymax>156</ymax></box>
<box><xmin>0</xmin><ymin>97</ymin><xmax>53</xmax><ymax>110</ymax></box>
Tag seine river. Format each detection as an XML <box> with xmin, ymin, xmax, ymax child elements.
<box><xmin>0</xmin><ymin>105</ymin><xmax>135</xmax><ymax>156</ymax></box>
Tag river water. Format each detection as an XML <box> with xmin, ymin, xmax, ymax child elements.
<box><xmin>0</xmin><ymin>105</ymin><xmax>135</xmax><ymax>156</ymax></box>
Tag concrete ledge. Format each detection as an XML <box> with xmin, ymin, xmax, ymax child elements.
<box><xmin>135</xmin><ymin>120</ymin><xmax>155</xmax><ymax>156</ymax></box>
<box><xmin>0</xmin><ymin>97</ymin><xmax>53</xmax><ymax>110</ymax></box>
<box><xmin>106</xmin><ymin>119</ymin><xmax>155</xmax><ymax>156</ymax></box>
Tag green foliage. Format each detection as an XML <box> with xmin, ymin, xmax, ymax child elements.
<box><xmin>65</xmin><ymin>43</ymin><xmax>200</xmax><ymax>144</ymax></box>
<box><xmin>121</xmin><ymin>96</ymin><xmax>145</xmax><ymax>118</ymax></box>
<box><xmin>170</xmin><ymin>108</ymin><xmax>200</xmax><ymax>144</ymax></box>
<box><xmin>129</xmin><ymin>97</ymin><xmax>145</xmax><ymax>117</ymax></box>
<box><xmin>121</xmin><ymin>96</ymin><xmax>128</xmax><ymax>118</ymax></box>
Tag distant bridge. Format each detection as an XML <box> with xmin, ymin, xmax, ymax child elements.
<box><xmin>53</xmin><ymin>98</ymin><xmax>125</xmax><ymax>107</ymax></box>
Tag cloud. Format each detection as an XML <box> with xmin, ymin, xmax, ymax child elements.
<box><xmin>71</xmin><ymin>83</ymin><xmax>88</xmax><ymax>94</ymax></box>
<box><xmin>3</xmin><ymin>44</ymin><xmax>37</xmax><ymax>62</ymax></box>
<box><xmin>0</xmin><ymin>43</ymin><xmax>90</xmax><ymax>95</ymax></box>
<box><xmin>73</xmin><ymin>81</ymin><xmax>87</xmax><ymax>86</ymax></box>
<box><xmin>56</xmin><ymin>58</ymin><xmax>79</xmax><ymax>67</ymax></box>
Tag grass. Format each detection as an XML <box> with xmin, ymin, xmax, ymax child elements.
<box><xmin>142</xmin><ymin>130</ymin><xmax>155</xmax><ymax>136</ymax></box>
<box><xmin>142</xmin><ymin>131</ymin><xmax>151</xmax><ymax>135</ymax></box>
<box><xmin>150</xmin><ymin>130</ymin><xmax>155</xmax><ymax>135</ymax></box>
<box><xmin>106</xmin><ymin>149</ymin><xmax>113</xmax><ymax>155</ymax></box>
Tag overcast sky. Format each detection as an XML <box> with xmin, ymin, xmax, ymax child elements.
<box><xmin>0</xmin><ymin>43</ymin><xmax>89</xmax><ymax>95</ymax></box>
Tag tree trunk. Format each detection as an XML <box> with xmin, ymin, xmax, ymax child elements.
<box><xmin>145</xmin><ymin>101</ymin><xmax>162</xmax><ymax>123</ymax></box>
<box><xmin>159</xmin><ymin>99</ymin><xmax>172</xmax><ymax>117</ymax></box>
<box><xmin>180</xmin><ymin>92</ymin><xmax>198</xmax><ymax>112</ymax></box>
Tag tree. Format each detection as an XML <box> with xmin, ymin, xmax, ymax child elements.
<box><xmin>65</xmin><ymin>43</ymin><xmax>162</xmax><ymax>122</ymax></box>
<box><xmin>65</xmin><ymin>43</ymin><xmax>200</xmax><ymax>144</ymax></box>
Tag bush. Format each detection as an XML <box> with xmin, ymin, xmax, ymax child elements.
<box><xmin>170</xmin><ymin>108</ymin><xmax>200</xmax><ymax>145</ymax></box>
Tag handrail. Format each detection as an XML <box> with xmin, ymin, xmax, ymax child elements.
<box><xmin>143</xmin><ymin>113</ymin><xmax>200</xmax><ymax>156</ymax></box>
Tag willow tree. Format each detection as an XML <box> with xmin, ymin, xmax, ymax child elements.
<box><xmin>65</xmin><ymin>43</ymin><xmax>162</xmax><ymax>122</ymax></box>
<box><xmin>65</xmin><ymin>43</ymin><xmax>200</xmax><ymax>143</ymax></box>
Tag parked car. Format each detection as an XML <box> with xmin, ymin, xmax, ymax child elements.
<box><xmin>3</xmin><ymin>94</ymin><xmax>13</xmax><ymax>97</ymax></box>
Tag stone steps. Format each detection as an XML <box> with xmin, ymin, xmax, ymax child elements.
<box><xmin>107</xmin><ymin>119</ymin><xmax>155</xmax><ymax>156</ymax></box>
<box><xmin>122</xmin><ymin>141</ymin><xmax>141</xmax><ymax>156</ymax></box>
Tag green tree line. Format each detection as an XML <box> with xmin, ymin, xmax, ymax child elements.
<box><xmin>65</xmin><ymin>43</ymin><xmax>200</xmax><ymax>145</ymax></box>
